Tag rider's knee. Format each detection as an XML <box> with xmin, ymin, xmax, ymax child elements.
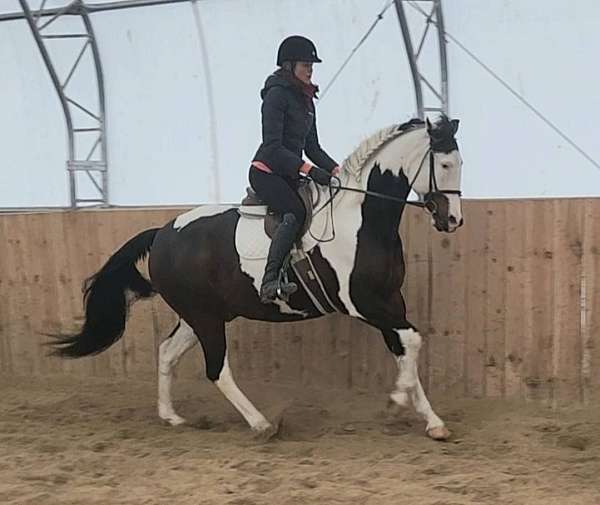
<box><xmin>283</xmin><ymin>211</ymin><xmax>303</xmax><ymax>228</ymax></box>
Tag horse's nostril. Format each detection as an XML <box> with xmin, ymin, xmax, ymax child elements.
<box><xmin>449</xmin><ymin>216</ymin><xmax>457</xmax><ymax>225</ymax></box>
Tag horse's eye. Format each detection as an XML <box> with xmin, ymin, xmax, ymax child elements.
<box><xmin>441</xmin><ymin>163</ymin><xmax>450</xmax><ymax>170</ymax></box>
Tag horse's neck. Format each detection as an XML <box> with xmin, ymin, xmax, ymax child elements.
<box><xmin>349</xmin><ymin>127</ymin><xmax>426</xmax><ymax>183</ymax></box>
<box><xmin>338</xmin><ymin>128</ymin><xmax>426</xmax><ymax>208</ymax></box>
<box><xmin>309</xmin><ymin>132</ymin><xmax>423</xmax><ymax>247</ymax></box>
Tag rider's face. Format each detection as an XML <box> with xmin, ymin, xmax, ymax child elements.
<box><xmin>294</xmin><ymin>62</ymin><xmax>313</xmax><ymax>84</ymax></box>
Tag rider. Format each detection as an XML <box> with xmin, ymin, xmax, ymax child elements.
<box><xmin>249</xmin><ymin>35</ymin><xmax>340</xmax><ymax>304</ymax></box>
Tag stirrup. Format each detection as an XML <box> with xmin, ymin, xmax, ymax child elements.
<box><xmin>276</xmin><ymin>280</ymin><xmax>298</xmax><ymax>302</ymax></box>
<box><xmin>260</xmin><ymin>255</ymin><xmax>297</xmax><ymax>304</ymax></box>
<box><xmin>259</xmin><ymin>279</ymin><xmax>297</xmax><ymax>304</ymax></box>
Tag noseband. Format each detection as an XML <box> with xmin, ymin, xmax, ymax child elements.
<box><xmin>413</xmin><ymin>149</ymin><xmax>462</xmax><ymax>215</ymax></box>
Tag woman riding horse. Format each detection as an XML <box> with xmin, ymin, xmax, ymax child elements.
<box><xmin>250</xmin><ymin>35</ymin><xmax>340</xmax><ymax>303</ymax></box>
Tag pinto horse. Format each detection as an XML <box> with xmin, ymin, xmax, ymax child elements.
<box><xmin>52</xmin><ymin>116</ymin><xmax>463</xmax><ymax>440</ymax></box>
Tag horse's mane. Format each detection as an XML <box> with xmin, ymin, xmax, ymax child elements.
<box><xmin>342</xmin><ymin>118</ymin><xmax>425</xmax><ymax>177</ymax></box>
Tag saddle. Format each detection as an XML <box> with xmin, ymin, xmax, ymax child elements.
<box><xmin>236</xmin><ymin>181</ymin><xmax>337</xmax><ymax>313</ymax></box>
<box><xmin>239</xmin><ymin>180</ymin><xmax>314</xmax><ymax>239</ymax></box>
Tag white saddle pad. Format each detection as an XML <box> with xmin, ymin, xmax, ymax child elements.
<box><xmin>235</xmin><ymin>208</ymin><xmax>317</xmax><ymax>260</ymax></box>
<box><xmin>238</xmin><ymin>204</ymin><xmax>268</xmax><ymax>217</ymax></box>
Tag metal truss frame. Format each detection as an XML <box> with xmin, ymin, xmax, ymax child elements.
<box><xmin>394</xmin><ymin>0</ymin><xmax>449</xmax><ymax>119</ymax></box>
<box><xmin>18</xmin><ymin>0</ymin><xmax>108</xmax><ymax>207</ymax></box>
<box><xmin>5</xmin><ymin>0</ymin><xmax>450</xmax><ymax>206</ymax></box>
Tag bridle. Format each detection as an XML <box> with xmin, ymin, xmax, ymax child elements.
<box><xmin>412</xmin><ymin>147</ymin><xmax>462</xmax><ymax>216</ymax></box>
<box><xmin>309</xmin><ymin>145</ymin><xmax>461</xmax><ymax>243</ymax></box>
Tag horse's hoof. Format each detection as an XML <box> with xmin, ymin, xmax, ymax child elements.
<box><xmin>160</xmin><ymin>413</ymin><xmax>187</xmax><ymax>426</ymax></box>
<box><xmin>252</xmin><ymin>419</ymin><xmax>280</xmax><ymax>443</ymax></box>
<box><xmin>427</xmin><ymin>425</ymin><xmax>451</xmax><ymax>441</ymax></box>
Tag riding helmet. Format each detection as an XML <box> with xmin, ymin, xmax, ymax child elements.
<box><xmin>276</xmin><ymin>35</ymin><xmax>322</xmax><ymax>66</ymax></box>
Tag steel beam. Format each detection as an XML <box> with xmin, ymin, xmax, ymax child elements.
<box><xmin>18</xmin><ymin>0</ymin><xmax>108</xmax><ymax>207</ymax></box>
<box><xmin>1</xmin><ymin>0</ymin><xmax>189</xmax><ymax>22</ymax></box>
<box><xmin>394</xmin><ymin>0</ymin><xmax>449</xmax><ymax>119</ymax></box>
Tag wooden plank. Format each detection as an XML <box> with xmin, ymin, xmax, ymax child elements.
<box><xmin>403</xmin><ymin>207</ymin><xmax>431</xmax><ymax>391</ymax></box>
<box><xmin>42</xmin><ymin>212</ymin><xmax>74</xmax><ymax>375</ymax></box>
<box><xmin>350</xmin><ymin>317</ymin><xmax>370</xmax><ymax>391</ymax></box>
<box><xmin>463</xmin><ymin>200</ymin><xmax>487</xmax><ymax>397</ymax></box>
<box><xmin>6</xmin><ymin>214</ymin><xmax>35</xmax><ymax>376</ymax></box>
<box><xmin>238</xmin><ymin>319</ymin><xmax>261</xmax><ymax>382</ymax></box>
<box><xmin>582</xmin><ymin>199</ymin><xmax>600</xmax><ymax>403</ymax></box>
<box><xmin>271</xmin><ymin>321</ymin><xmax>303</xmax><ymax>385</ymax></box>
<box><xmin>64</xmin><ymin>211</ymin><xmax>98</xmax><ymax>377</ymax></box>
<box><xmin>523</xmin><ymin>200</ymin><xmax>555</xmax><ymax>403</ymax></box>
<box><xmin>57</xmin><ymin>211</ymin><xmax>88</xmax><ymax>377</ymax></box>
<box><xmin>427</xmin><ymin>225</ymin><xmax>453</xmax><ymax>395</ymax></box>
<box><xmin>551</xmin><ymin>200</ymin><xmax>584</xmax><ymax>405</ymax></box>
<box><xmin>484</xmin><ymin>201</ymin><xmax>507</xmax><ymax>397</ymax></box>
<box><xmin>504</xmin><ymin>200</ymin><xmax>527</xmax><ymax>398</ymax></box>
<box><xmin>23</xmin><ymin>212</ymin><xmax>54</xmax><ymax>375</ymax></box>
<box><xmin>338</xmin><ymin>316</ymin><xmax>356</xmax><ymax>390</ymax></box>
<box><xmin>125</xmin><ymin>210</ymin><xmax>160</xmax><ymax>377</ymax></box>
<box><xmin>306</xmin><ymin>314</ymin><xmax>352</xmax><ymax>390</ymax></box>
<box><xmin>367</xmin><ymin>324</ymin><xmax>389</xmax><ymax>392</ymax></box>
<box><xmin>444</xmin><ymin>213</ymin><xmax>467</xmax><ymax>397</ymax></box>
<box><xmin>0</xmin><ymin>216</ymin><xmax>15</xmax><ymax>374</ymax></box>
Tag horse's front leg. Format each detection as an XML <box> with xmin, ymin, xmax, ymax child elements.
<box><xmin>381</xmin><ymin>327</ymin><xmax>450</xmax><ymax>440</ymax></box>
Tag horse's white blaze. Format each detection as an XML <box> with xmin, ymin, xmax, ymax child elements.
<box><xmin>157</xmin><ymin>320</ymin><xmax>197</xmax><ymax>425</ymax></box>
<box><xmin>447</xmin><ymin>193</ymin><xmax>463</xmax><ymax>229</ymax></box>
<box><xmin>173</xmin><ymin>205</ymin><xmax>233</xmax><ymax>230</ymax></box>
<box><xmin>436</xmin><ymin>150</ymin><xmax>463</xmax><ymax>230</ymax></box>
<box><xmin>215</xmin><ymin>354</ymin><xmax>271</xmax><ymax>431</ymax></box>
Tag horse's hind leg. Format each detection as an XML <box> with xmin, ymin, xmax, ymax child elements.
<box><xmin>193</xmin><ymin>316</ymin><xmax>273</xmax><ymax>434</ymax></box>
<box><xmin>382</xmin><ymin>327</ymin><xmax>450</xmax><ymax>441</ymax></box>
<box><xmin>158</xmin><ymin>319</ymin><xmax>197</xmax><ymax>425</ymax></box>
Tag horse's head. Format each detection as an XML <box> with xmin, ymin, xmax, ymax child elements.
<box><xmin>414</xmin><ymin>116</ymin><xmax>463</xmax><ymax>233</ymax></box>
<box><xmin>337</xmin><ymin>116</ymin><xmax>463</xmax><ymax>233</ymax></box>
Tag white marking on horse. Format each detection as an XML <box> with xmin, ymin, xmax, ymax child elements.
<box><xmin>215</xmin><ymin>353</ymin><xmax>271</xmax><ymax>432</ymax></box>
<box><xmin>157</xmin><ymin>320</ymin><xmax>197</xmax><ymax>425</ymax></box>
<box><xmin>173</xmin><ymin>205</ymin><xmax>233</xmax><ymax>230</ymax></box>
<box><xmin>237</xmin><ymin>254</ymin><xmax>308</xmax><ymax>316</ymax></box>
<box><xmin>389</xmin><ymin>328</ymin><xmax>445</xmax><ymax>433</ymax></box>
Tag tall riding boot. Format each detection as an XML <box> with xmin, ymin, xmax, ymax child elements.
<box><xmin>260</xmin><ymin>213</ymin><xmax>300</xmax><ymax>304</ymax></box>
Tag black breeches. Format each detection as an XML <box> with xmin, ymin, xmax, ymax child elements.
<box><xmin>249</xmin><ymin>167</ymin><xmax>306</xmax><ymax>229</ymax></box>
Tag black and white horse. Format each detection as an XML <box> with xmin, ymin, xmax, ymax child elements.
<box><xmin>52</xmin><ymin>117</ymin><xmax>463</xmax><ymax>441</ymax></box>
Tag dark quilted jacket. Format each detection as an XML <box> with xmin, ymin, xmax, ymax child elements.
<box><xmin>252</xmin><ymin>71</ymin><xmax>338</xmax><ymax>180</ymax></box>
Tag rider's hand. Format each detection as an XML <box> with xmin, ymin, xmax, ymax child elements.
<box><xmin>309</xmin><ymin>166</ymin><xmax>333</xmax><ymax>186</ymax></box>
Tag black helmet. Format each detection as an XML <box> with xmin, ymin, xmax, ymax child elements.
<box><xmin>276</xmin><ymin>35</ymin><xmax>322</xmax><ymax>66</ymax></box>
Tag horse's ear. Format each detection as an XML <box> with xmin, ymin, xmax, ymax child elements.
<box><xmin>450</xmin><ymin>119</ymin><xmax>459</xmax><ymax>135</ymax></box>
<box><xmin>426</xmin><ymin>117</ymin><xmax>433</xmax><ymax>132</ymax></box>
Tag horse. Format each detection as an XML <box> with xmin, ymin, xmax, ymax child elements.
<box><xmin>51</xmin><ymin>116</ymin><xmax>463</xmax><ymax>441</ymax></box>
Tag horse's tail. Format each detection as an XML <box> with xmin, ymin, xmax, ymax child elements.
<box><xmin>50</xmin><ymin>227</ymin><xmax>160</xmax><ymax>358</ymax></box>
